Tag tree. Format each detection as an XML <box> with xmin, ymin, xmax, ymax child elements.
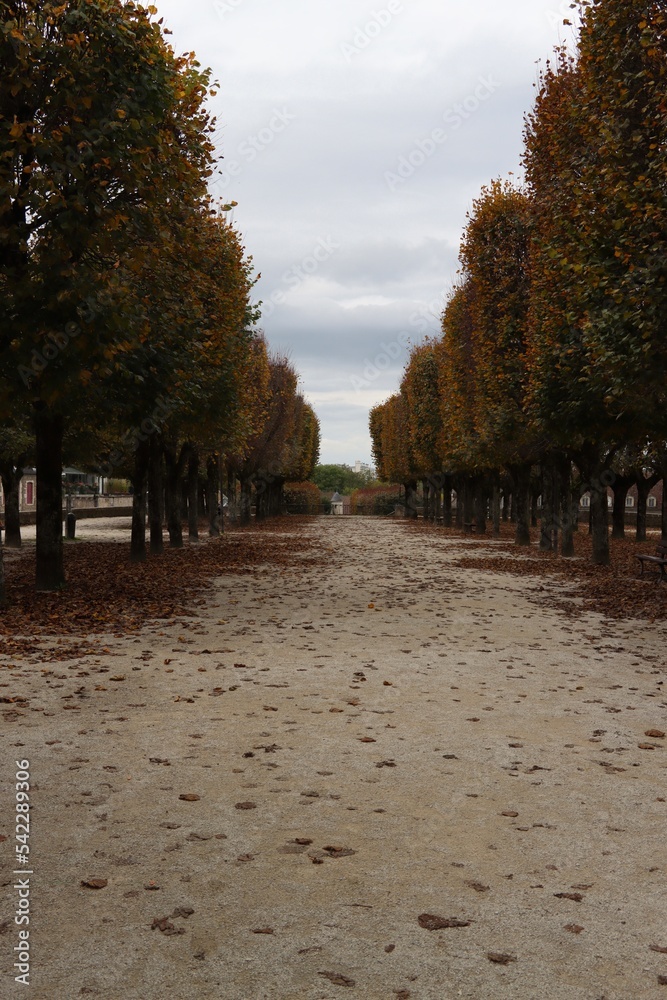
<box><xmin>0</xmin><ymin>0</ymin><xmax>215</xmax><ymax>589</ymax></box>
<box><xmin>370</xmin><ymin>394</ymin><xmax>419</xmax><ymax>517</ymax></box>
<box><xmin>524</xmin><ymin>2</ymin><xmax>667</xmax><ymax>563</ymax></box>
<box><xmin>312</xmin><ymin>464</ymin><xmax>373</xmax><ymax>494</ymax></box>
<box><xmin>401</xmin><ymin>340</ymin><xmax>445</xmax><ymax>522</ymax></box>
<box><xmin>0</xmin><ymin>417</ymin><xmax>32</xmax><ymax>547</ymax></box>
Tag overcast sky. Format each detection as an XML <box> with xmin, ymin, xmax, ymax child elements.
<box><xmin>152</xmin><ymin>0</ymin><xmax>579</xmax><ymax>467</ymax></box>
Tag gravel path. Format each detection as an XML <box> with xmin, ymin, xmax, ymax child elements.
<box><xmin>1</xmin><ymin>517</ymin><xmax>666</xmax><ymax>999</ymax></box>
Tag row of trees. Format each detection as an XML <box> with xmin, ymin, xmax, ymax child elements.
<box><xmin>0</xmin><ymin>1</ymin><xmax>319</xmax><ymax>604</ymax></box>
<box><xmin>312</xmin><ymin>464</ymin><xmax>378</xmax><ymax>494</ymax></box>
<box><xmin>371</xmin><ymin>0</ymin><xmax>667</xmax><ymax>564</ymax></box>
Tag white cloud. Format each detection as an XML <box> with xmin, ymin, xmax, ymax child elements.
<box><xmin>153</xmin><ymin>0</ymin><xmax>579</xmax><ymax>464</ymax></box>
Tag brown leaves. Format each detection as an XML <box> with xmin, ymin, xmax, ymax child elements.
<box><xmin>80</xmin><ymin>878</ymin><xmax>108</xmax><ymax>890</ymax></box>
<box><xmin>418</xmin><ymin>914</ymin><xmax>471</xmax><ymax>930</ymax></box>
<box><xmin>1</xmin><ymin>526</ymin><xmax>328</xmax><ymax>637</ymax></box>
<box><xmin>645</xmin><ymin>730</ymin><xmax>666</xmax><ymax>739</ymax></box>
<box><xmin>179</xmin><ymin>793</ymin><xmax>200</xmax><ymax>802</ymax></box>
<box><xmin>322</xmin><ymin>846</ymin><xmax>356</xmax><ymax>859</ymax></box>
<box><xmin>453</xmin><ymin>534</ymin><xmax>667</xmax><ymax>623</ymax></box>
<box><xmin>151</xmin><ymin>907</ymin><xmax>194</xmax><ymax>935</ymax></box>
<box><xmin>564</xmin><ymin>924</ymin><xmax>584</xmax><ymax>935</ymax></box>
<box><xmin>319</xmin><ymin>972</ymin><xmax>356</xmax><ymax>987</ymax></box>
<box><xmin>554</xmin><ymin>892</ymin><xmax>583</xmax><ymax>902</ymax></box>
<box><xmin>487</xmin><ymin>952</ymin><xmax>517</xmax><ymax>965</ymax></box>
<box><xmin>234</xmin><ymin>801</ymin><xmax>256</xmax><ymax>810</ymax></box>
<box><xmin>151</xmin><ymin>916</ymin><xmax>185</xmax><ymax>936</ymax></box>
<box><xmin>464</xmin><ymin>880</ymin><xmax>490</xmax><ymax>893</ymax></box>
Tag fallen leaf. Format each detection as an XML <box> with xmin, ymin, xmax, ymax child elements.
<box><xmin>323</xmin><ymin>846</ymin><xmax>356</xmax><ymax>858</ymax></box>
<box><xmin>487</xmin><ymin>952</ymin><xmax>517</xmax><ymax>965</ymax></box>
<box><xmin>179</xmin><ymin>794</ymin><xmax>200</xmax><ymax>802</ymax></box>
<box><xmin>235</xmin><ymin>801</ymin><xmax>257</xmax><ymax>810</ymax></box>
<box><xmin>465</xmin><ymin>880</ymin><xmax>490</xmax><ymax>893</ymax></box>
<box><xmin>418</xmin><ymin>914</ymin><xmax>471</xmax><ymax>930</ymax></box>
<box><xmin>501</xmin><ymin>811</ymin><xmax>519</xmax><ymax>818</ymax></box>
<box><xmin>358</xmin><ymin>737</ymin><xmax>377</xmax><ymax>743</ymax></box>
<box><xmin>650</xmin><ymin>945</ymin><xmax>667</xmax><ymax>954</ymax></box>
<box><xmin>564</xmin><ymin>924</ymin><xmax>584</xmax><ymax>934</ymax></box>
<box><xmin>554</xmin><ymin>892</ymin><xmax>583</xmax><ymax>902</ymax></box>
<box><xmin>645</xmin><ymin>730</ymin><xmax>665</xmax><ymax>738</ymax></box>
<box><xmin>80</xmin><ymin>878</ymin><xmax>107</xmax><ymax>890</ymax></box>
<box><xmin>151</xmin><ymin>916</ymin><xmax>185</xmax><ymax>935</ymax></box>
<box><xmin>251</xmin><ymin>927</ymin><xmax>274</xmax><ymax>934</ymax></box>
<box><xmin>319</xmin><ymin>971</ymin><xmax>356</xmax><ymax>987</ymax></box>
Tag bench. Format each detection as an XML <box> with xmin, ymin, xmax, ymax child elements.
<box><xmin>637</xmin><ymin>543</ymin><xmax>667</xmax><ymax>582</ymax></box>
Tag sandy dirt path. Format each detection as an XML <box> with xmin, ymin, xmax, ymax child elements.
<box><xmin>1</xmin><ymin>516</ymin><xmax>667</xmax><ymax>1000</ymax></box>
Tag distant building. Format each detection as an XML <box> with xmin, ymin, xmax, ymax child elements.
<box><xmin>354</xmin><ymin>460</ymin><xmax>372</xmax><ymax>476</ymax></box>
<box><xmin>0</xmin><ymin>468</ymin><xmax>103</xmax><ymax>515</ymax></box>
<box><xmin>330</xmin><ymin>492</ymin><xmax>351</xmax><ymax>515</ymax></box>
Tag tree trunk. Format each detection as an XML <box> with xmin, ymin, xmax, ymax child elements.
<box><xmin>531</xmin><ymin>489</ymin><xmax>539</xmax><ymax>528</ymax></box>
<box><xmin>35</xmin><ymin>405</ymin><xmax>65</xmax><ymax>592</ymax></box>
<box><xmin>463</xmin><ymin>477</ymin><xmax>474</xmax><ymax>530</ymax></box>
<box><xmin>255</xmin><ymin>476</ymin><xmax>266</xmax><ymax>521</ymax></box>
<box><xmin>404</xmin><ymin>480</ymin><xmax>418</xmax><ymax>520</ymax></box>
<box><xmin>148</xmin><ymin>435</ymin><xmax>164</xmax><ymax>555</ymax></box>
<box><xmin>557</xmin><ymin>458</ymin><xmax>575</xmax><ymax>557</ymax></box>
<box><xmin>663</xmin><ymin>476</ymin><xmax>667</xmax><ymax>543</ymax></box>
<box><xmin>0</xmin><ymin>465</ymin><xmax>23</xmax><ymax>548</ymax></box>
<box><xmin>501</xmin><ymin>489</ymin><xmax>509</xmax><ymax>522</ymax></box>
<box><xmin>539</xmin><ymin>463</ymin><xmax>554</xmax><ymax>551</ymax></box>
<box><xmin>474</xmin><ymin>481</ymin><xmax>487</xmax><ymax>534</ymax></box>
<box><xmin>433</xmin><ymin>475</ymin><xmax>443</xmax><ymax>524</ymax></box>
<box><xmin>611</xmin><ymin>479</ymin><xmax>632</xmax><ymax>540</ymax></box>
<box><xmin>633</xmin><ymin>474</ymin><xmax>658</xmax><ymax>543</ymax></box>
<box><xmin>239</xmin><ymin>477</ymin><xmax>252</xmax><ymax>525</ymax></box>
<box><xmin>207</xmin><ymin>455</ymin><xmax>220</xmax><ymax>537</ymax></box>
<box><xmin>226</xmin><ymin>469</ymin><xmax>237</xmax><ymax>524</ymax></box>
<box><xmin>491</xmin><ymin>476</ymin><xmax>501</xmax><ymax>538</ymax></box>
<box><xmin>443</xmin><ymin>475</ymin><xmax>452</xmax><ymax>528</ymax></box>
<box><xmin>0</xmin><ymin>534</ymin><xmax>6</xmax><ymax>608</ymax></box>
<box><xmin>188</xmin><ymin>447</ymin><xmax>199</xmax><ymax>542</ymax></box>
<box><xmin>130</xmin><ymin>440</ymin><xmax>149</xmax><ymax>563</ymax></box>
<box><xmin>422</xmin><ymin>479</ymin><xmax>430</xmax><ymax>522</ymax></box>
<box><xmin>590</xmin><ymin>480</ymin><xmax>610</xmax><ymax>565</ymax></box>
<box><xmin>164</xmin><ymin>444</ymin><xmax>186</xmax><ymax>548</ymax></box>
<box><xmin>511</xmin><ymin>465</ymin><xmax>531</xmax><ymax>546</ymax></box>
<box><xmin>454</xmin><ymin>479</ymin><xmax>463</xmax><ymax>528</ymax></box>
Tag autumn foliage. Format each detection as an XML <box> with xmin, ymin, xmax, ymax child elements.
<box><xmin>0</xmin><ymin>2</ymin><xmax>320</xmax><ymax>605</ymax></box>
<box><xmin>370</xmin><ymin>0</ymin><xmax>667</xmax><ymax>565</ymax></box>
